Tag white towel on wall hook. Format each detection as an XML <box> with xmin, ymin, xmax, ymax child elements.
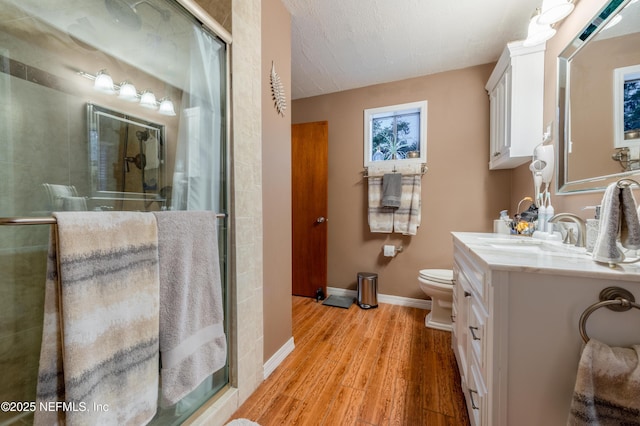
<box><xmin>620</xmin><ymin>185</ymin><xmax>640</xmax><ymax>249</ymax></box>
<box><xmin>592</xmin><ymin>183</ymin><xmax>625</xmax><ymax>264</ymax></box>
<box><xmin>592</xmin><ymin>182</ymin><xmax>640</xmax><ymax>264</ymax></box>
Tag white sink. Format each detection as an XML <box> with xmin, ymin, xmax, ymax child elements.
<box><xmin>479</xmin><ymin>236</ymin><xmax>589</xmax><ymax>257</ymax></box>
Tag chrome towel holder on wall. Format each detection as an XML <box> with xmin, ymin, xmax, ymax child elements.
<box><xmin>579</xmin><ymin>286</ymin><xmax>640</xmax><ymax>343</ymax></box>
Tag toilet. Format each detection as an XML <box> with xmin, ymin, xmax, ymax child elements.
<box><xmin>417</xmin><ymin>269</ymin><xmax>454</xmax><ymax>331</ymax></box>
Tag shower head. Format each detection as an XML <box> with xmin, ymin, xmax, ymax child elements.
<box><xmin>136</xmin><ymin>130</ymin><xmax>149</xmax><ymax>142</ymax></box>
<box><xmin>105</xmin><ymin>0</ymin><xmax>142</xmax><ymax>30</ymax></box>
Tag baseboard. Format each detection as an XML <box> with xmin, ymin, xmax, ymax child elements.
<box><xmin>327</xmin><ymin>286</ymin><xmax>431</xmax><ymax>310</ymax></box>
<box><xmin>263</xmin><ymin>337</ymin><xmax>295</xmax><ymax>379</ymax></box>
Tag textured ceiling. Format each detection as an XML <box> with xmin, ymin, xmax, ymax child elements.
<box><xmin>280</xmin><ymin>0</ymin><xmax>543</xmax><ymax>99</ymax></box>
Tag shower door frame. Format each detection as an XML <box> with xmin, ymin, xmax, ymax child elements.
<box><xmin>173</xmin><ymin>1</ymin><xmax>236</xmax><ymax>422</ymax></box>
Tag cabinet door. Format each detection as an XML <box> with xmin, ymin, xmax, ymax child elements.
<box><xmin>489</xmin><ymin>68</ymin><xmax>511</xmax><ymax>166</ymax></box>
<box><xmin>454</xmin><ymin>246</ymin><xmax>491</xmax><ymax>426</ymax></box>
<box><xmin>453</xmin><ymin>261</ymin><xmax>472</xmax><ymax>385</ymax></box>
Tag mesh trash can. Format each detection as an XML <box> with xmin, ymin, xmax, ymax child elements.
<box><xmin>357</xmin><ymin>272</ymin><xmax>378</xmax><ymax>309</ymax></box>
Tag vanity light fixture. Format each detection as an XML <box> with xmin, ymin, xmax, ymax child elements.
<box><xmin>78</xmin><ymin>69</ymin><xmax>177</xmax><ymax>116</ymax></box>
<box><xmin>537</xmin><ymin>0</ymin><xmax>575</xmax><ymax>25</ymax></box>
<box><xmin>523</xmin><ymin>8</ymin><xmax>556</xmax><ymax>47</ymax></box>
<box><xmin>139</xmin><ymin>90</ymin><xmax>158</xmax><ymax>109</ymax></box>
<box><xmin>118</xmin><ymin>81</ymin><xmax>138</xmax><ymax>101</ymax></box>
<box><xmin>158</xmin><ymin>97</ymin><xmax>176</xmax><ymax>116</ymax></box>
<box><xmin>93</xmin><ymin>69</ymin><xmax>115</xmax><ymax>94</ymax></box>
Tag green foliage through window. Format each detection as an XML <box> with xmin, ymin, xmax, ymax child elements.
<box><xmin>371</xmin><ymin>112</ymin><xmax>420</xmax><ymax>161</ymax></box>
<box><xmin>624</xmin><ymin>78</ymin><xmax>640</xmax><ymax>132</ymax></box>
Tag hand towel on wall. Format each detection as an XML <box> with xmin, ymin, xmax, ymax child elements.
<box><xmin>620</xmin><ymin>185</ymin><xmax>640</xmax><ymax>249</ymax></box>
<box><xmin>393</xmin><ymin>175</ymin><xmax>421</xmax><ymax>236</ymax></box>
<box><xmin>592</xmin><ymin>182</ymin><xmax>640</xmax><ymax>264</ymax></box>
<box><xmin>593</xmin><ymin>183</ymin><xmax>624</xmax><ymax>263</ymax></box>
<box><xmin>144</xmin><ymin>135</ymin><xmax>160</xmax><ymax>170</ymax></box>
<box><xmin>368</xmin><ymin>176</ymin><xmax>394</xmax><ymax>233</ymax></box>
<box><xmin>568</xmin><ymin>339</ymin><xmax>640</xmax><ymax>425</ymax></box>
<box><xmin>35</xmin><ymin>212</ymin><xmax>160</xmax><ymax>426</ymax></box>
<box><xmin>153</xmin><ymin>211</ymin><xmax>227</xmax><ymax>406</ymax></box>
<box><xmin>381</xmin><ymin>173</ymin><xmax>402</xmax><ymax>208</ymax></box>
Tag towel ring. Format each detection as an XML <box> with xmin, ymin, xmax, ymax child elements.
<box><xmin>616</xmin><ymin>178</ymin><xmax>640</xmax><ymax>188</ymax></box>
<box><xmin>579</xmin><ymin>287</ymin><xmax>640</xmax><ymax>343</ymax></box>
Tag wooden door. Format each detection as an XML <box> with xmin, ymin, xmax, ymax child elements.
<box><xmin>291</xmin><ymin>121</ymin><xmax>328</xmax><ymax>298</ymax></box>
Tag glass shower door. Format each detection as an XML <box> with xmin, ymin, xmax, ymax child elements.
<box><xmin>0</xmin><ymin>1</ymin><xmax>229</xmax><ymax>424</ymax></box>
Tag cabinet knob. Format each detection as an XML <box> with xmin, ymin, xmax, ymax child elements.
<box><xmin>464</xmin><ymin>291</ymin><xmax>472</xmax><ymax>298</ymax></box>
<box><xmin>451</xmin><ymin>314</ymin><xmax>456</xmax><ymax>323</ymax></box>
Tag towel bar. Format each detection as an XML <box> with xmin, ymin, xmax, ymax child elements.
<box><xmin>363</xmin><ymin>163</ymin><xmax>428</xmax><ymax>178</ymax></box>
<box><xmin>0</xmin><ymin>213</ymin><xmax>227</xmax><ymax>226</ymax></box>
<box><xmin>579</xmin><ymin>286</ymin><xmax>640</xmax><ymax>343</ymax></box>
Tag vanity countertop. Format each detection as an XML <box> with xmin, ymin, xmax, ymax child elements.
<box><xmin>452</xmin><ymin>232</ymin><xmax>640</xmax><ymax>281</ymax></box>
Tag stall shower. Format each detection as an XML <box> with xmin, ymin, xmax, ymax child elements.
<box><xmin>0</xmin><ymin>0</ymin><xmax>229</xmax><ymax>424</ymax></box>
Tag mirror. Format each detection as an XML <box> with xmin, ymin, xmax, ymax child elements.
<box><xmin>87</xmin><ymin>103</ymin><xmax>168</xmax><ymax>208</ymax></box>
<box><xmin>557</xmin><ymin>0</ymin><xmax>640</xmax><ymax>193</ymax></box>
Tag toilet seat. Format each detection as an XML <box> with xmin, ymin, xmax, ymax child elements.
<box><xmin>418</xmin><ymin>269</ymin><xmax>453</xmax><ymax>285</ymax></box>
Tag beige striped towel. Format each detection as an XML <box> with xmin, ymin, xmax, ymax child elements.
<box><xmin>35</xmin><ymin>212</ymin><xmax>160</xmax><ymax>426</ymax></box>
<box><xmin>568</xmin><ymin>339</ymin><xmax>640</xmax><ymax>425</ymax></box>
<box><xmin>368</xmin><ymin>163</ymin><xmax>423</xmax><ymax>235</ymax></box>
<box><xmin>393</xmin><ymin>175</ymin><xmax>421</xmax><ymax>236</ymax></box>
<box><xmin>368</xmin><ymin>176</ymin><xmax>394</xmax><ymax>233</ymax></box>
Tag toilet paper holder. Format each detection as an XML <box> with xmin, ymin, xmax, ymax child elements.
<box><xmin>382</xmin><ymin>244</ymin><xmax>403</xmax><ymax>257</ymax></box>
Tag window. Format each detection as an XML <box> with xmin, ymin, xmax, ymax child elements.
<box><xmin>364</xmin><ymin>100</ymin><xmax>427</xmax><ymax>167</ymax></box>
<box><xmin>614</xmin><ymin>64</ymin><xmax>640</xmax><ymax>148</ymax></box>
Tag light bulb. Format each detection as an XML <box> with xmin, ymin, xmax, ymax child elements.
<box><xmin>158</xmin><ymin>97</ymin><xmax>176</xmax><ymax>116</ymax></box>
<box><xmin>538</xmin><ymin>0</ymin><xmax>575</xmax><ymax>25</ymax></box>
<box><xmin>524</xmin><ymin>11</ymin><xmax>556</xmax><ymax>47</ymax></box>
<box><xmin>118</xmin><ymin>81</ymin><xmax>138</xmax><ymax>101</ymax></box>
<box><xmin>94</xmin><ymin>69</ymin><xmax>114</xmax><ymax>94</ymax></box>
<box><xmin>604</xmin><ymin>14</ymin><xmax>623</xmax><ymax>30</ymax></box>
<box><xmin>139</xmin><ymin>90</ymin><xmax>157</xmax><ymax>109</ymax></box>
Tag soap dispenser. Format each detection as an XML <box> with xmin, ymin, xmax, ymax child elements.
<box><xmin>584</xmin><ymin>205</ymin><xmax>601</xmax><ymax>253</ymax></box>
<box><xmin>494</xmin><ymin>210</ymin><xmax>512</xmax><ymax>235</ymax></box>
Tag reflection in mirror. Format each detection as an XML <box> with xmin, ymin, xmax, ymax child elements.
<box><xmin>557</xmin><ymin>0</ymin><xmax>640</xmax><ymax>193</ymax></box>
<box><xmin>88</xmin><ymin>103</ymin><xmax>169</xmax><ymax>210</ymax></box>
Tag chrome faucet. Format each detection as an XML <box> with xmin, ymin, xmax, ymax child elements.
<box><xmin>548</xmin><ymin>213</ymin><xmax>587</xmax><ymax>247</ymax></box>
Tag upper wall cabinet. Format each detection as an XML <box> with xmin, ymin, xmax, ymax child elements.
<box><xmin>486</xmin><ymin>41</ymin><xmax>545</xmax><ymax>170</ymax></box>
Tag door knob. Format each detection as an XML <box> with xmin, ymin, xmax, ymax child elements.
<box><xmin>316</xmin><ymin>216</ymin><xmax>326</xmax><ymax>223</ymax></box>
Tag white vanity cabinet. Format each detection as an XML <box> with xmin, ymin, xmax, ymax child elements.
<box><xmin>451</xmin><ymin>232</ymin><xmax>640</xmax><ymax>426</ymax></box>
<box><xmin>452</xmin><ymin>237</ymin><xmax>490</xmax><ymax>426</ymax></box>
<box><xmin>485</xmin><ymin>41</ymin><xmax>545</xmax><ymax>170</ymax></box>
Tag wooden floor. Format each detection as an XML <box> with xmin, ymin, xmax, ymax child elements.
<box><xmin>228</xmin><ymin>296</ymin><xmax>470</xmax><ymax>426</ymax></box>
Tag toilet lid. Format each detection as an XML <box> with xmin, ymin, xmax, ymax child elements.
<box><xmin>419</xmin><ymin>269</ymin><xmax>453</xmax><ymax>284</ymax></box>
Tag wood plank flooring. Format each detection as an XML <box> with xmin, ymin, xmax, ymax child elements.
<box><xmin>228</xmin><ymin>296</ymin><xmax>470</xmax><ymax>426</ymax></box>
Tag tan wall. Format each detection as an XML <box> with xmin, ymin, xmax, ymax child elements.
<box><xmin>261</xmin><ymin>0</ymin><xmax>292</xmax><ymax>363</ymax></box>
<box><xmin>511</xmin><ymin>0</ymin><xmax>617</xmax><ymax>217</ymax></box>
<box><xmin>292</xmin><ymin>64</ymin><xmax>511</xmax><ymax>299</ymax></box>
